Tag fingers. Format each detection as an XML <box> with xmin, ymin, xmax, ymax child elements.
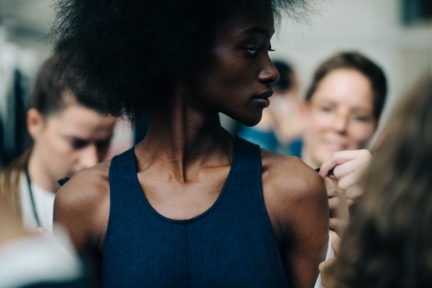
<box><xmin>328</xmin><ymin>196</ymin><xmax>341</xmax><ymax>212</ymax></box>
<box><xmin>328</xmin><ymin>198</ymin><xmax>349</xmax><ymax>234</ymax></box>
<box><xmin>325</xmin><ymin>178</ymin><xmax>349</xmax><ymax>235</ymax></box>
<box><xmin>319</xmin><ymin>149</ymin><xmax>371</xmax><ymax>179</ymax></box>
<box><xmin>337</xmin><ymin>171</ymin><xmax>361</xmax><ymax>191</ymax></box>
<box><xmin>345</xmin><ymin>185</ymin><xmax>364</xmax><ymax>202</ymax></box>
<box><xmin>329</xmin><ymin>218</ymin><xmax>348</xmax><ymax>234</ymax></box>
<box><xmin>325</xmin><ymin>178</ymin><xmax>339</xmax><ymax>198</ymax></box>
<box><xmin>319</xmin><ymin>257</ymin><xmax>337</xmax><ymax>287</ymax></box>
<box><xmin>329</xmin><ymin>230</ymin><xmax>341</xmax><ymax>254</ymax></box>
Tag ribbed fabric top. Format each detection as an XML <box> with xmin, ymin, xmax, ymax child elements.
<box><xmin>102</xmin><ymin>136</ymin><xmax>288</xmax><ymax>287</ymax></box>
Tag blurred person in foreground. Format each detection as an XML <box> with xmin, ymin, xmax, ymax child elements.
<box><xmin>0</xmin><ymin>55</ymin><xmax>116</xmax><ymax>233</ymax></box>
<box><xmin>238</xmin><ymin>60</ymin><xmax>303</xmax><ymax>156</ymax></box>
<box><xmin>322</xmin><ymin>77</ymin><xmax>432</xmax><ymax>288</ymax></box>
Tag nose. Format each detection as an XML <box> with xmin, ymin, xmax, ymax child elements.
<box><xmin>78</xmin><ymin>144</ymin><xmax>99</xmax><ymax>169</ymax></box>
<box><xmin>333</xmin><ymin>112</ymin><xmax>349</xmax><ymax>134</ymax></box>
<box><xmin>259</xmin><ymin>59</ymin><xmax>280</xmax><ymax>85</ymax></box>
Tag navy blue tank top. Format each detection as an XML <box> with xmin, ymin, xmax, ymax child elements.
<box><xmin>102</xmin><ymin>137</ymin><xmax>288</xmax><ymax>287</ymax></box>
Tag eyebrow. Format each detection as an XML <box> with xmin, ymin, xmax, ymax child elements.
<box><xmin>241</xmin><ymin>26</ymin><xmax>274</xmax><ymax>36</ymax></box>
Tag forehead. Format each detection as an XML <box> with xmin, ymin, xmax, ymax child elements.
<box><xmin>47</xmin><ymin>104</ymin><xmax>115</xmax><ymax>138</ymax></box>
<box><xmin>215</xmin><ymin>10</ymin><xmax>275</xmax><ymax>41</ymax></box>
<box><xmin>312</xmin><ymin>69</ymin><xmax>374</xmax><ymax>109</ymax></box>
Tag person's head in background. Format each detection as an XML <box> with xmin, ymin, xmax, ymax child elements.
<box><xmin>239</xmin><ymin>59</ymin><xmax>301</xmax><ymax>155</ymax></box>
<box><xmin>268</xmin><ymin>60</ymin><xmax>302</xmax><ymax>140</ymax></box>
<box><xmin>300</xmin><ymin>51</ymin><xmax>387</xmax><ymax>168</ymax></box>
<box><xmin>271</xmin><ymin>61</ymin><xmax>297</xmax><ymax>97</ymax></box>
<box><xmin>1</xmin><ymin>54</ymin><xmax>116</xmax><ymax>213</ymax></box>
<box><xmin>326</xmin><ymin>76</ymin><xmax>432</xmax><ymax>288</ymax></box>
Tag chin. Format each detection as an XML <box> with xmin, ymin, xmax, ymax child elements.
<box><xmin>237</xmin><ymin>111</ymin><xmax>263</xmax><ymax>127</ymax></box>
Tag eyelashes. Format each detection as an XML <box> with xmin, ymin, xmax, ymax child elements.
<box><xmin>246</xmin><ymin>42</ymin><xmax>275</xmax><ymax>56</ymax></box>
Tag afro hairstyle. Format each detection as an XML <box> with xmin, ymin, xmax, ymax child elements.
<box><xmin>53</xmin><ymin>0</ymin><xmax>310</xmax><ymax>120</ymax></box>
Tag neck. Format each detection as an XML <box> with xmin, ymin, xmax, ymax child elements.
<box><xmin>27</xmin><ymin>149</ymin><xmax>59</xmax><ymax>193</ymax></box>
<box><xmin>135</xmin><ymin>94</ymin><xmax>234</xmax><ymax>182</ymax></box>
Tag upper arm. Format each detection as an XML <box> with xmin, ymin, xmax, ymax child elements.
<box><xmin>54</xmin><ymin>164</ymin><xmax>110</xmax><ymax>254</ymax></box>
<box><xmin>284</xmin><ymin>171</ymin><xmax>328</xmax><ymax>288</ymax></box>
<box><xmin>263</xmin><ymin>155</ymin><xmax>329</xmax><ymax>288</ymax></box>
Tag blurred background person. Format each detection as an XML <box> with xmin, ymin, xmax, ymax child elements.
<box><xmin>324</xmin><ymin>76</ymin><xmax>432</xmax><ymax>288</ymax></box>
<box><xmin>237</xmin><ymin>60</ymin><xmax>303</xmax><ymax>156</ymax></box>
<box><xmin>0</xmin><ymin>54</ymin><xmax>116</xmax><ymax>233</ymax></box>
<box><xmin>298</xmin><ymin>51</ymin><xmax>387</xmax><ymax>242</ymax></box>
<box><xmin>301</xmin><ymin>51</ymin><xmax>387</xmax><ymax>169</ymax></box>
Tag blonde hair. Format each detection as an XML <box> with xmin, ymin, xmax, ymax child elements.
<box><xmin>0</xmin><ymin>149</ymin><xmax>31</xmax><ymax>220</ymax></box>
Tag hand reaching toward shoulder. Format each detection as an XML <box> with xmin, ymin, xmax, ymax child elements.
<box><xmin>318</xmin><ymin>149</ymin><xmax>372</xmax><ymax>202</ymax></box>
<box><xmin>325</xmin><ymin>178</ymin><xmax>349</xmax><ymax>235</ymax></box>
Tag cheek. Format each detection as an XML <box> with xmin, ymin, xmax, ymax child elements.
<box><xmin>348</xmin><ymin>122</ymin><xmax>376</xmax><ymax>146</ymax></box>
<box><xmin>308</xmin><ymin>111</ymin><xmax>331</xmax><ymax>133</ymax></box>
<box><xmin>41</xmin><ymin>133</ymin><xmax>77</xmax><ymax>164</ymax></box>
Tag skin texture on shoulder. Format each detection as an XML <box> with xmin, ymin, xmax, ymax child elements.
<box><xmin>54</xmin><ymin>160</ymin><xmax>111</xmax><ymax>253</ymax></box>
<box><xmin>261</xmin><ymin>149</ymin><xmax>329</xmax><ymax>288</ymax></box>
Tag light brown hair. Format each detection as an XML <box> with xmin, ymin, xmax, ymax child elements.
<box><xmin>306</xmin><ymin>52</ymin><xmax>387</xmax><ymax>120</ymax></box>
<box><xmin>328</xmin><ymin>76</ymin><xmax>432</xmax><ymax>288</ymax></box>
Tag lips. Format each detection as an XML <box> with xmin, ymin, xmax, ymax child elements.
<box><xmin>325</xmin><ymin>141</ymin><xmax>348</xmax><ymax>151</ymax></box>
<box><xmin>252</xmin><ymin>90</ymin><xmax>273</xmax><ymax>108</ymax></box>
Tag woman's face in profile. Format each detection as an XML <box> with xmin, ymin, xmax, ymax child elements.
<box><xmin>302</xmin><ymin>68</ymin><xmax>378</xmax><ymax>167</ymax></box>
<box><xmin>28</xmin><ymin>103</ymin><xmax>116</xmax><ymax>187</ymax></box>
<box><xmin>191</xmin><ymin>9</ymin><xmax>279</xmax><ymax>126</ymax></box>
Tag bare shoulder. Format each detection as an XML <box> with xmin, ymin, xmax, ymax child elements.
<box><xmin>261</xmin><ymin>149</ymin><xmax>328</xmax><ymax>237</ymax></box>
<box><xmin>57</xmin><ymin>160</ymin><xmax>111</xmax><ymax>197</ymax></box>
<box><xmin>54</xmin><ymin>161</ymin><xmax>111</xmax><ymax>253</ymax></box>
<box><xmin>261</xmin><ymin>150</ymin><xmax>329</xmax><ymax>287</ymax></box>
<box><xmin>261</xmin><ymin>149</ymin><xmax>326</xmax><ymax>205</ymax></box>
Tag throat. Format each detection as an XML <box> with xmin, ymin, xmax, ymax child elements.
<box><xmin>136</xmin><ymin>108</ymin><xmax>234</xmax><ymax>182</ymax></box>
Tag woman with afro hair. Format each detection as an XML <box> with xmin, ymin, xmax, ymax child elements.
<box><xmin>53</xmin><ymin>0</ymin><xmax>329</xmax><ymax>287</ymax></box>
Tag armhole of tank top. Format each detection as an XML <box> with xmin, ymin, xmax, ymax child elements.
<box><xmin>256</xmin><ymin>149</ymin><xmax>286</xmax><ymax>271</ymax></box>
<box><xmin>102</xmin><ymin>157</ymin><xmax>117</xmax><ymax>255</ymax></box>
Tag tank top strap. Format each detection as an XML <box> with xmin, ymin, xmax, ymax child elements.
<box><xmin>108</xmin><ymin>148</ymin><xmax>142</xmax><ymax>204</ymax></box>
<box><xmin>226</xmin><ymin>136</ymin><xmax>263</xmax><ymax>200</ymax></box>
<box><xmin>231</xmin><ymin>135</ymin><xmax>262</xmax><ymax>174</ymax></box>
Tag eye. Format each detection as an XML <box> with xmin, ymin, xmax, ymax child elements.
<box><xmin>96</xmin><ymin>138</ymin><xmax>111</xmax><ymax>150</ymax></box>
<box><xmin>70</xmin><ymin>138</ymin><xmax>88</xmax><ymax>149</ymax></box>
<box><xmin>320</xmin><ymin>106</ymin><xmax>333</xmax><ymax>113</ymax></box>
<box><xmin>353</xmin><ymin>115</ymin><xmax>369</xmax><ymax>122</ymax></box>
<box><xmin>246</xmin><ymin>47</ymin><xmax>259</xmax><ymax>55</ymax></box>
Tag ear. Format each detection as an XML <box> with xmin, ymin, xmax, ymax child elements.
<box><xmin>27</xmin><ymin>108</ymin><xmax>45</xmax><ymax>140</ymax></box>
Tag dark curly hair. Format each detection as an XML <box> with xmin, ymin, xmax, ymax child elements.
<box><xmin>327</xmin><ymin>77</ymin><xmax>432</xmax><ymax>288</ymax></box>
<box><xmin>52</xmin><ymin>0</ymin><xmax>312</xmax><ymax>120</ymax></box>
<box><xmin>305</xmin><ymin>52</ymin><xmax>387</xmax><ymax>120</ymax></box>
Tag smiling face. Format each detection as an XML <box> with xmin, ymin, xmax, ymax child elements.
<box><xmin>301</xmin><ymin>68</ymin><xmax>378</xmax><ymax>168</ymax></box>
<box><xmin>28</xmin><ymin>102</ymin><xmax>116</xmax><ymax>189</ymax></box>
<box><xmin>189</xmin><ymin>9</ymin><xmax>279</xmax><ymax>126</ymax></box>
